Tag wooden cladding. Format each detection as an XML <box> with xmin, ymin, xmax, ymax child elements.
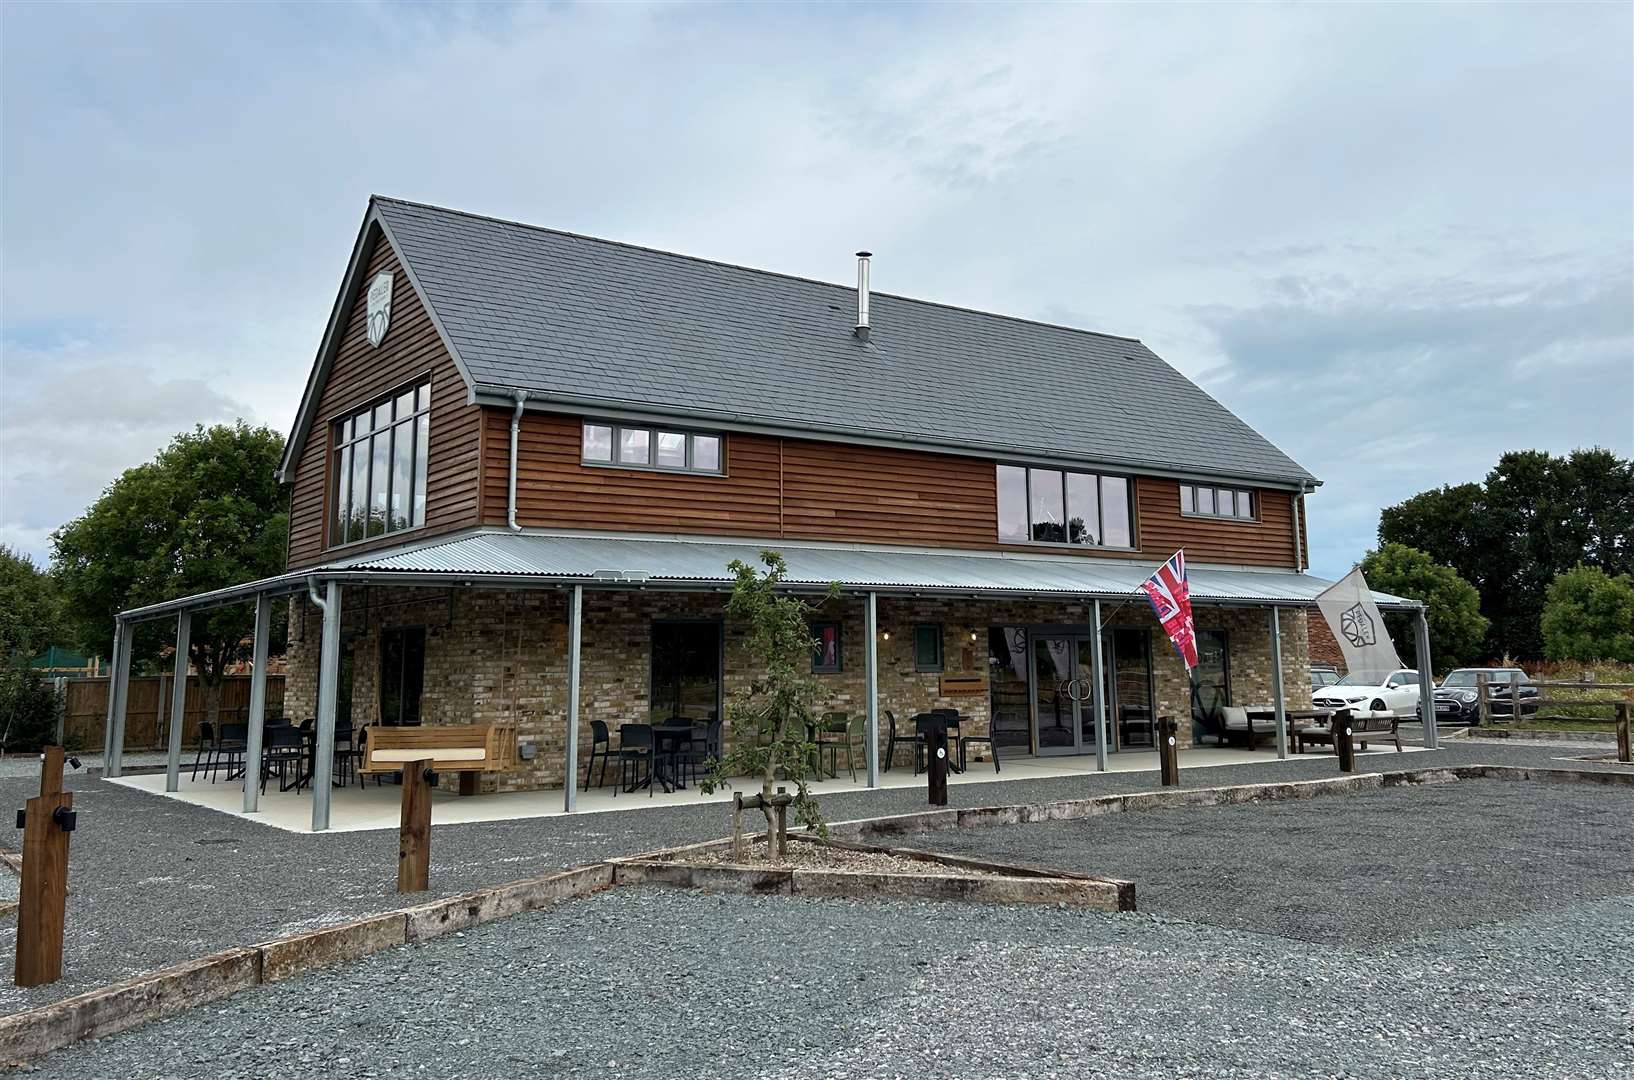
<box><xmin>286</xmin><ymin>234</ymin><xmax>482</xmax><ymax>569</ymax></box>
<box><xmin>478</xmin><ymin>411</ymin><xmax>1303</xmax><ymax>568</ymax></box>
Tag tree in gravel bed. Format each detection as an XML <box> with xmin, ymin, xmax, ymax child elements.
<box><xmin>699</xmin><ymin>551</ymin><xmax>838</xmax><ymax>861</ymax></box>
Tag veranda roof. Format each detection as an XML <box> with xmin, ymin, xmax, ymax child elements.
<box><xmin>116</xmin><ymin>529</ymin><xmax>1416</xmax><ymax>622</ymax></box>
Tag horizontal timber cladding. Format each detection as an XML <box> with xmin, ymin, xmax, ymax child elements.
<box><xmin>286</xmin><ymin>234</ymin><xmax>483</xmax><ymax>569</ymax></box>
<box><xmin>483</xmin><ymin>411</ymin><xmax>1300</xmax><ymax>568</ymax></box>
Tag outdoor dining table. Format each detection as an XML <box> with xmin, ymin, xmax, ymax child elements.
<box><xmin>1243</xmin><ymin>706</ymin><xmax>1335</xmax><ymax>749</ymax></box>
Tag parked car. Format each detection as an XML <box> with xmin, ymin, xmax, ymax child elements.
<box><xmin>1312</xmin><ymin>668</ymin><xmax>1422</xmax><ymax>718</ymax></box>
<box><xmin>1310</xmin><ymin>664</ymin><xmax>1341</xmax><ymax>691</ymax></box>
<box><xmin>1433</xmin><ymin>667</ymin><xmax>1538</xmax><ymax>725</ymax></box>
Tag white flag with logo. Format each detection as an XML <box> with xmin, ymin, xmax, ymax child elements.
<box><xmin>1315</xmin><ymin>567</ymin><xmax>1403</xmax><ymax>680</ymax></box>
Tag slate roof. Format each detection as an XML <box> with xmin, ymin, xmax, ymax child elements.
<box><xmin>368</xmin><ymin>196</ymin><xmax>1316</xmax><ymax>486</ymax></box>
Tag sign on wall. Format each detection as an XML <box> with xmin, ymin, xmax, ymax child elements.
<box><xmin>366</xmin><ymin>271</ymin><xmax>394</xmax><ymax>348</ymax></box>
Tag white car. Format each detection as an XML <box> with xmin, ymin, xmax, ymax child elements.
<box><xmin>1312</xmin><ymin>669</ymin><xmax>1422</xmax><ymax>718</ymax></box>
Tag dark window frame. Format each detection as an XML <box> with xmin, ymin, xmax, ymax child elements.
<box><xmin>1179</xmin><ymin>483</ymin><xmax>1258</xmax><ymax>522</ymax></box>
<box><xmin>378</xmin><ymin>625</ymin><xmax>427</xmax><ymax>726</ymax></box>
<box><xmin>581</xmin><ymin>420</ymin><xmax>725</xmax><ymax>476</ymax></box>
<box><xmin>995</xmin><ymin>463</ymin><xmax>1136</xmax><ymax>550</ymax></box>
<box><xmin>810</xmin><ymin>620</ymin><xmax>843</xmax><ymax>674</ymax></box>
<box><xmin>329</xmin><ymin>377</ymin><xmax>432</xmax><ymax>548</ymax></box>
<box><xmin>913</xmin><ymin>623</ymin><xmax>944</xmax><ymax>673</ymax></box>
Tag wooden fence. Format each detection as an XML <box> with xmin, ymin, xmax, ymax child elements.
<box><xmin>57</xmin><ymin>675</ymin><xmax>287</xmax><ymax>753</ymax></box>
<box><xmin>1475</xmin><ymin>674</ymin><xmax>1632</xmax><ymax>762</ymax></box>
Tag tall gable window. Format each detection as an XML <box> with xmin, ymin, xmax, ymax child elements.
<box><xmin>332</xmin><ymin>381</ymin><xmax>430</xmax><ymax>545</ymax></box>
<box><xmin>1180</xmin><ymin>484</ymin><xmax>1256</xmax><ymax>521</ymax></box>
<box><xmin>996</xmin><ymin>464</ymin><xmax>1133</xmax><ymax>548</ymax></box>
<box><xmin>582</xmin><ymin>421</ymin><xmax>722</xmax><ymax>474</ymax></box>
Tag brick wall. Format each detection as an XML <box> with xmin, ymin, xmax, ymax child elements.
<box><xmin>284</xmin><ymin>586</ymin><xmax>1313</xmax><ymax>790</ymax></box>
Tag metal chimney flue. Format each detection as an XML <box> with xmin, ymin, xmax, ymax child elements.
<box><xmin>854</xmin><ymin>251</ymin><xmax>872</xmax><ymax>341</ymax></box>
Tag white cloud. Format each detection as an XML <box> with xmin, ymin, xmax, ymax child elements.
<box><xmin>1</xmin><ymin>1</ymin><xmax>1630</xmax><ymax>572</ymax></box>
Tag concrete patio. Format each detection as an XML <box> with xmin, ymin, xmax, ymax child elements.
<box><xmin>103</xmin><ymin>743</ymin><xmax>1429</xmax><ymax>833</ymax></box>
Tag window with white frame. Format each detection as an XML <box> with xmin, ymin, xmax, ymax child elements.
<box><xmin>995</xmin><ymin>464</ymin><xmax>1134</xmax><ymax>548</ymax></box>
<box><xmin>332</xmin><ymin>381</ymin><xmax>430</xmax><ymax>545</ymax></box>
<box><xmin>582</xmin><ymin>421</ymin><xmax>722</xmax><ymax>474</ymax></box>
<box><xmin>1179</xmin><ymin>483</ymin><xmax>1257</xmax><ymax>521</ymax></box>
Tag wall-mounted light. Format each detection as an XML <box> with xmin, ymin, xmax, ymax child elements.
<box><xmin>969</xmin><ymin>630</ymin><xmax>979</xmax><ymax>642</ymax></box>
<box><xmin>881</xmin><ymin>631</ymin><xmax>891</xmax><ymax>641</ymax></box>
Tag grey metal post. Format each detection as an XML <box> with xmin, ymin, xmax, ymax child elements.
<box><xmin>101</xmin><ymin>621</ymin><xmax>122</xmax><ymax>766</ymax></box>
<box><xmin>1269</xmin><ymin>607</ymin><xmax>1288</xmax><ymax>759</ymax></box>
<box><xmin>1415</xmin><ymin>608</ymin><xmax>1438</xmax><ymax>749</ymax></box>
<box><xmin>243</xmin><ymin>594</ymin><xmax>273</xmax><ymax>813</ymax></box>
<box><xmin>1091</xmin><ymin>599</ymin><xmax>1107</xmax><ymax>772</ymax></box>
<box><xmin>564</xmin><ymin>584</ymin><xmax>582</xmax><ymax>813</ymax></box>
<box><xmin>864</xmin><ymin>591</ymin><xmax>879</xmax><ymax>788</ymax></box>
<box><xmin>164</xmin><ymin>611</ymin><xmax>191</xmax><ymax>792</ymax></box>
<box><xmin>107</xmin><ymin>621</ymin><xmax>134</xmax><ymax>777</ymax></box>
<box><xmin>312</xmin><ymin>581</ymin><xmax>343</xmax><ymax>832</ymax></box>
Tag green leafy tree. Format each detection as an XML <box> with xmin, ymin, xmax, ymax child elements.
<box><xmin>1359</xmin><ymin>543</ymin><xmax>1489</xmax><ymax>673</ymax></box>
<box><xmin>0</xmin><ymin>546</ymin><xmax>66</xmax><ymax>755</ymax></box>
<box><xmin>51</xmin><ymin>423</ymin><xmax>289</xmax><ymax>723</ymax></box>
<box><xmin>1379</xmin><ymin>448</ymin><xmax>1633</xmax><ymax>658</ymax></box>
<box><xmin>0</xmin><ymin>545</ymin><xmax>62</xmax><ymax>661</ymax></box>
<box><xmin>1540</xmin><ymin>565</ymin><xmax>1634</xmax><ymax>663</ymax></box>
<box><xmin>700</xmin><ymin>551</ymin><xmax>838</xmax><ymax>859</ymax></box>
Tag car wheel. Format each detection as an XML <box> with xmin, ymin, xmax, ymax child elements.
<box><xmin>1371</xmin><ymin>698</ymin><xmax>1385</xmax><ymax>713</ymax></box>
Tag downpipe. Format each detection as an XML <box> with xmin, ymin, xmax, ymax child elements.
<box><xmin>508</xmin><ymin>390</ymin><xmax>528</xmax><ymax>532</ymax></box>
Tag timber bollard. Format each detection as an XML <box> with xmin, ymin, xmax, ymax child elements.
<box><xmin>15</xmin><ymin>746</ymin><xmax>77</xmax><ymax>987</ymax></box>
<box><xmin>927</xmin><ymin>725</ymin><xmax>949</xmax><ymax>806</ymax></box>
<box><xmin>1334</xmin><ymin>711</ymin><xmax>1356</xmax><ymax>773</ymax></box>
<box><xmin>397</xmin><ymin>759</ymin><xmax>435</xmax><ymax>893</ymax></box>
<box><xmin>1157</xmin><ymin>716</ymin><xmax>1180</xmax><ymax>787</ymax></box>
<box><xmin>1616</xmin><ymin>701</ymin><xmax>1631</xmax><ymax>764</ymax></box>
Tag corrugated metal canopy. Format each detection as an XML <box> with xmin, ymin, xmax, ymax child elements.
<box><xmin>325</xmin><ymin>529</ymin><xmax>1415</xmax><ymax>608</ymax></box>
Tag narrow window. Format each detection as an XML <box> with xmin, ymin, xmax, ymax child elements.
<box><xmin>1029</xmin><ymin>468</ymin><xmax>1066</xmax><ymax>543</ymax></box>
<box><xmin>1180</xmin><ymin>484</ymin><xmax>1195</xmax><ymax>513</ymax></box>
<box><xmin>913</xmin><ymin>624</ymin><xmax>943</xmax><ymax>672</ymax></box>
<box><xmin>1066</xmin><ymin>472</ymin><xmax>1100</xmax><ymax>545</ymax></box>
<box><xmin>582</xmin><ymin>423</ymin><xmax>613</xmax><ymax>462</ymax></box>
<box><xmin>692</xmin><ymin>434</ymin><xmax>721</xmax><ymax>472</ymax></box>
<box><xmin>810</xmin><ymin>621</ymin><xmax>842</xmax><ymax>673</ymax></box>
<box><xmin>996</xmin><ymin>464</ymin><xmax>1028</xmax><ymax>542</ymax></box>
<box><xmin>379</xmin><ymin>626</ymin><xmax>426</xmax><ymax>726</ymax></box>
<box><xmin>1101</xmin><ymin>476</ymin><xmax>1131</xmax><ymax>547</ymax></box>
<box><xmin>617</xmin><ymin>427</ymin><xmax>650</xmax><ymax>465</ymax></box>
<box><xmin>655</xmin><ymin>431</ymin><xmax>688</xmax><ymax>469</ymax></box>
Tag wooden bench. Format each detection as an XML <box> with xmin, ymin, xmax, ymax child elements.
<box><xmin>360</xmin><ymin>723</ymin><xmax>518</xmax><ymax>778</ymax></box>
<box><xmin>1293</xmin><ymin>709</ymin><xmax>1401</xmax><ymax>753</ymax></box>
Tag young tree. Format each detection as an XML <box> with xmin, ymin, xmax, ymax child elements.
<box><xmin>1541</xmin><ymin>566</ymin><xmax>1634</xmax><ymax>663</ymax></box>
<box><xmin>1359</xmin><ymin>543</ymin><xmax>1489</xmax><ymax>672</ymax></box>
<box><xmin>699</xmin><ymin>551</ymin><xmax>837</xmax><ymax>860</ymax></box>
<box><xmin>51</xmin><ymin>423</ymin><xmax>289</xmax><ymax>724</ymax></box>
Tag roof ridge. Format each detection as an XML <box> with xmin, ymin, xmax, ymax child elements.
<box><xmin>369</xmin><ymin>194</ymin><xmax>1145</xmax><ymax>347</ymax></box>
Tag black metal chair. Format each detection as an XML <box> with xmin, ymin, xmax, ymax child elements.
<box><xmin>584</xmin><ymin>720</ymin><xmax>613</xmax><ymax>790</ymax></box>
<box><xmin>615</xmin><ymin>723</ymin><xmax>653</xmax><ymax>797</ymax></box>
<box><xmin>189</xmin><ymin>721</ymin><xmax>218</xmax><ymax>781</ymax></box>
<box><xmin>958</xmin><ymin>723</ymin><xmax>1001</xmax><ymax>774</ymax></box>
<box><xmin>215</xmin><ymin>722</ymin><xmax>248</xmax><ymax>781</ymax></box>
<box><xmin>260</xmin><ymin>724</ymin><xmax>305</xmax><ymax>794</ymax></box>
<box><xmin>881</xmin><ymin>709</ymin><xmax>915</xmax><ymax>772</ymax></box>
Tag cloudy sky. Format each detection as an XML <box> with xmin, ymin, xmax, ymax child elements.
<box><xmin>2</xmin><ymin>2</ymin><xmax>1630</xmax><ymax>579</ymax></box>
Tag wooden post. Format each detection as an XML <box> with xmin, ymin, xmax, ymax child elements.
<box><xmin>1157</xmin><ymin>716</ymin><xmax>1180</xmax><ymax>787</ymax></box>
<box><xmin>730</xmin><ymin>793</ymin><xmax>745</xmax><ymax>860</ymax></box>
<box><xmin>775</xmin><ymin>785</ymin><xmax>788</xmax><ymax>860</ymax></box>
<box><xmin>1616</xmin><ymin>701</ymin><xmax>1631</xmax><ymax>765</ymax></box>
<box><xmin>926</xmin><ymin>725</ymin><xmax>949</xmax><ymax>806</ymax></box>
<box><xmin>1334</xmin><ymin>710</ymin><xmax>1356</xmax><ymax>773</ymax></box>
<box><xmin>397</xmin><ymin>759</ymin><xmax>433</xmax><ymax>893</ymax></box>
<box><xmin>1476</xmin><ymin>673</ymin><xmax>1490</xmax><ymax>726</ymax></box>
<box><xmin>1509</xmin><ymin>672</ymin><xmax>1521</xmax><ymax>723</ymax></box>
<box><xmin>16</xmin><ymin>748</ymin><xmax>74</xmax><ymax>987</ymax></box>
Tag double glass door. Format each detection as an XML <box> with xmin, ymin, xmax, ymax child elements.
<box><xmin>1030</xmin><ymin>635</ymin><xmax>1101</xmax><ymax>755</ymax></box>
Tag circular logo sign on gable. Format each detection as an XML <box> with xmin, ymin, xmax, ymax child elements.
<box><xmin>366</xmin><ymin>271</ymin><xmax>394</xmax><ymax>348</ymax></box>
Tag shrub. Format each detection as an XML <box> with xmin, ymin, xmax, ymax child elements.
<box><xmin>0</xmin><ymin>664</ymin><xmax>63</xmax><ymax>756</ymax></box>
<box><xmin>1541</xmin><ymin>566</ymin><xmax>1634</xmax><ymax>663</ymax></box>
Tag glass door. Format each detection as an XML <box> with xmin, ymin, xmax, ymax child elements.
<box><xmin>1030</xmin><ymin>635</ymin><xmax>1100</xmax><ymax>756</ymax></box>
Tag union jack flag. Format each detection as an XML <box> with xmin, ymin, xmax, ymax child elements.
<box><xmin>1139</xmin><ymin>550</ymin><xmax>1198</xmax><ymax>670</ymax></box>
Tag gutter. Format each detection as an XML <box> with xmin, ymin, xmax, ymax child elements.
<box><xmin>507</xmin><ymin>390</ymin><xmax>529</xmax><ymax>532</ymax></box>
<box><xmin>306</xmin><ymin>576</ymin><xmax>331</xmax><ymax>617</ymax></box>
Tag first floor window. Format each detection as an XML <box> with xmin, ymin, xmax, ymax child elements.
<box><xmin>583</xmin><ymin>420</ymin><xmax>723</xmax><ymax>474</ymax></box>
<box><xmin>333</xmin><ymin>381</ymin><xmax>430</xmax><ymax>545</ymax></box>
<box><xmin>1180</xmin><ymin>483</ymin><xmax>1256</xmax><ymax>520</ymax></box>
<box><xmin>996</xmin><ymin>464</ymin><xmax>1133</xmax><ymax>548</ymax></box>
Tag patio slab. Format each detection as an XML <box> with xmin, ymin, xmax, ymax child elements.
<box><xmin>103</xmin><ymin>743</ymin><xmax>1428</xmax><ymax>833</ymax></box>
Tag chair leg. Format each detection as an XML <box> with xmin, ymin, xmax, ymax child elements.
<box><xmin>992</xmin><ymin>739</ymin><xmax>1001</xmax><ymax>773</ymax></box>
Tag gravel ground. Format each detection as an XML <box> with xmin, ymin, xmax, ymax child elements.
<box><xmin>903</xmin><ymin>780</ymin><xmax>1634</xmax><ymax>946</ymax></box>
<box><xmin>0</xmin><ymin>739</ymin><xmax>1623</xmax><ymax>1015</ymax></box>
<box><xmin>24</xmin><ymin>884</ymin><xmax>1634</xmax><ymax>1080</ymax></box>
